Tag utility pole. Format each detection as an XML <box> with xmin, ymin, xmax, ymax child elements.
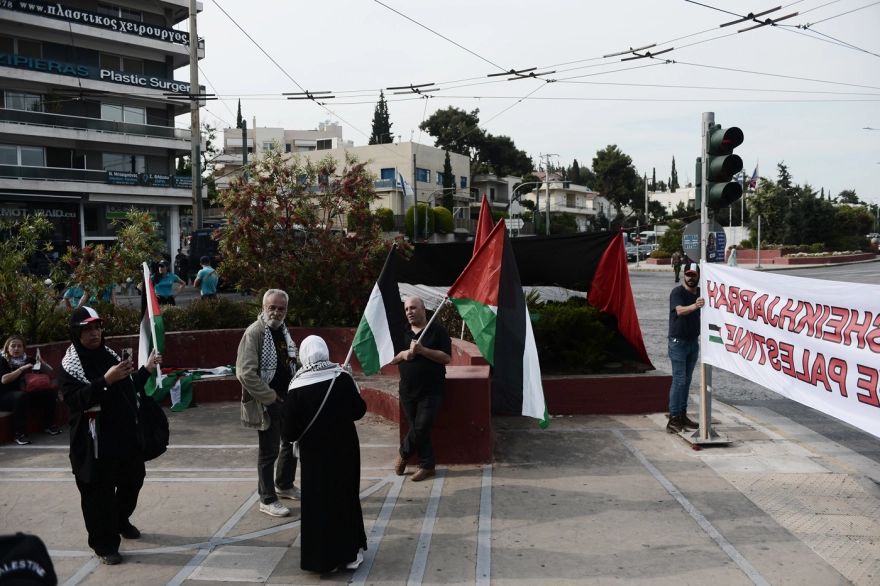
<box><xmin>540</xmin><ymin>153</ymin><xmax>557</xmax><ymax>236</ymax></box>
<box><xmin>188</xmin><ymin>0</ymin><xmax>202</xmax><ymax>230</ymax></box>
<box><xmin>241</xmin><ymin>119</ymin><xmax>248</xmax><ymax>182</ymax></box>
<box><xmin>412</xmin><ymin>152</ymin><xmax>418</xmax><ymax>240</ymax></box>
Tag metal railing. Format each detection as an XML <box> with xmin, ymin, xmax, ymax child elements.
<box><xmin>0</xmin><ymin>108</ymin><xmax>189</xmax><ymax>141</ymax></box>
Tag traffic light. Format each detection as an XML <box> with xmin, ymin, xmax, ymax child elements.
<box><xmin>705</xmin><ymin>124</ymin><xmax>744</xmax><ymax>209</ymax></box>
<box><xmin>695</xmin><ymin>157</ymin><xmax>702</xmax><ymax>209</ymax></box>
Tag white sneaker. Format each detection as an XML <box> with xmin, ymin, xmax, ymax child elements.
<box><xmin>275</xmin><ymin>485</ymin><xmax>301</xmax><ymax>500</ymax></box>
<box><xmin>259</xmin><ymin>501</ymin><xmax>290</xmax><ymax>517</ymax></box>
<box><xmin>345</xmin><ymin>551</ymin><xmax>364</xmax><ymax>570</ymax></box>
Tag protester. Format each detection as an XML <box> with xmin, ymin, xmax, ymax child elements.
<box><xmin>151</xmin><ymin>260</ymin><xmax>185</xmax><ymax>305</ymax></box>
<box><xmin>236</xmin><ymin>289</ymin><xmax>299</xmax><ymax>517</ymax></box>
<box><xmin>671</xmin><ymin>249</ymin><xmax>683</xmax><ymax>283</ymax></box>
<box><xmin>283</xmin><ymin>335</ymin><xmax>367</xmax><ymax>573</ymax></box>
<box><xmin>666</xmin><ymin>263</ymin><xmax>704</xmax><ymax>433</ymax></box>
<box><xmin>391</xmin><ymin>296</ymin><xmax>451</xmax><ymax>481</ymax></box>
<box><xmin>62</xmin><ymin>283</ymin><xmax>87</xmax><ymax>310</ymax></box>
<box><xmin>59</xmin><ymin>306</ymin><xmax>162</xmax><ymax>565</ymax></box>
<box><xmin>0</xmin><ymin>335</ymin><xmax>61</xmax><ymax>445</ymax></box>
<box><xmin>193</xmin><ymin>256</ymin><xmax>219</xmax><ymax>300</ymax></box>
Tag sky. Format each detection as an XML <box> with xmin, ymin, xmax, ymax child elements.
<box><xmin>183</xmin><ymin>0</ymin><xmax>879</xmax><ymax>205</ymax></box>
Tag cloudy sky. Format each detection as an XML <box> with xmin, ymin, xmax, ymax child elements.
<box><xmin>186</xmin><ymin>0</ymin><xmax>879</xmax><ymax>204</ymax></box>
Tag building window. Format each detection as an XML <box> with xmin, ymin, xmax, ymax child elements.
<box><xmin>0</xmin><ymin>36</ymin><xmax>41</xmax><ymax>58</ymax></box>
<box><xmin>567</xmin><ymin>194</ymin><xmax>577</xmax><ymax>208</ymax></box>
<box><xmin>460</xmin><ymin>176</ymin><xmax>467</xmax><ymax>189</ymax></box>
<box><xmin>316</xmin><ymin>139</ymin><xmax>333</xmax><ymax>150</ymax></box>
<box><xmin>101</xmin><ymin>103</ymin><xmax>145</xmax><ymax>124</ymax></box>
<box><xmin>489</xmin><ymin>187</ymin><xmax>496</xmax><ymax>201</ymax></box>
<box><xmin>436</xmin><ymin>172</ymin><xmax>444</xmax><ymax>185</ymax></box>
<box><xmin>99</xmin><ymin>53</ymin><xmax>144</xmax><ymax>74</ymax></box>
<box><xmin>97</xmin><ymin>3</ymin><xmax>143</xmax><ymax>21</ymax></box>
<box><xmin>262</xmin><ymin>142</ymin><xmax>274</xmax><ymax>151</ymax></box>
<box><xmin>285</xmin><ymin>143</ymin><xmax>292</xmax><ymax>153</ymax></box>
<box><xmin>0</xmin><ymin>144</ymin><xmax>45</xmax><ymax>166</ymax></box>
<box><xmin>380</xmin><ymin>168</ymin><xmax>395</xmax><ymax>180</ymax></box>
<box><xmin>5</xmin><ymin>92</ymin><xmax>42</xmax><ymax>112</ymax></box>
<box><xmin>103</xmin><ymin>153</ymin><xmax>145</xmax><ymax>173</ymax></box>
<box><xmin>415</xmin><ymin>167</ymin><xmax>430</xmax><ymax>183</ymax></box>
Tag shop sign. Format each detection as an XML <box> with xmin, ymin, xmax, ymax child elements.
<box><xmin>0</xmin><ymin>204</ymin><xmax>77</xmax><ymax>219</ymax></box>
<box><xmin>107</xmin><ymin>171</ymin><xmax>190</xmax><ymax>189</ymax></box>
<box><xmin>105</xmin><ymin>203</ymin><xmax>156</xmax><ymax>220</ymax></box>
<box><xmin>107</xmin><ymin>170</ymin><xmax>140</xmax><ymax>186</ymax></box>
<box><xmin>0</xmin><ymin>0</ymin><xmax>191</xmax><ymax>45</ymax></box>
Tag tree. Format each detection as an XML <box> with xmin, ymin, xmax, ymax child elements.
<box><xmin>419</xmin><ymin>107</ymin><xmax>483</xmax><ymax>158</ymax></box>
<box><xmin>441</xmin><ymin>151</ymin><xmax>455</xmax><ymax>211</ymax></box>
<box><xmin>647</xmin><ymin>200</ymin><xmax>667</xmax><ymax>224</ymax></box>
<box><xmin>658</xmin><ymin>219</ymin><xmax>686</xmax><ymax>254</ymax></box>
<box><xmin>837</xmin><ymin>189</ymin><xmax>859</xmax><ymax>204</ymax></box>
<box><xmin>236</xmin><ymin>99</ymin><xmax>243</xmax><ymax>129</ymax></box>
<box><xmin>591</xmin><ymin>145</ymin><xmax>642</xmax><ymax>213</ymax></box>
<box><xmin>651</xmin><ymin>167</ymin><xmax>656</xmax><ymax>191</ymax></box>
<box><xmin>671</xmin><ymin>200</ymin><xmax>690</xmax><ymax>220</ymax></box>
<box><xmin>368</xmin><ymin>90</ymin><xmax>393</xmax><ymax>145</ymax></box>
<box><xmin>570</xmin><ymin>159</ymin><xmax>581</xmax><ymax>185</ymax></box>
<box><xmin>217</xmin><ymin>150</ymin><xmax>395</xmax><ymax>326</ymax></box>
<box><xmin>670</xmin><ymin>156</ymin><xmax>679</xmax><ymax>192</ymax></box>
<box><xmin>479</xmin><ymin>134</ymin><xmax>532</xmax><ymax>177</ymax></box>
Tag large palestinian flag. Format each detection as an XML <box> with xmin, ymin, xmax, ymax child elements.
<box><xmin>352</xmin><ymin>248</ymin><xmax>407</xmax><ymax>375</ymax></box>
<box><xmin>447</xmin><ymin>219</ymin><xmax>549</xmax><ymax>427</ymax></box>
<box><xmin>139</xmin><ymin>262</ymin><xmax>166</xmax><ymax>395</ymax></box>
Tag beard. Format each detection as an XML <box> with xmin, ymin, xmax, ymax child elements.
<box><xmin>265</xmin><ymin>318</ymin><xmax>283</xmax><ymax>329</ymax></box>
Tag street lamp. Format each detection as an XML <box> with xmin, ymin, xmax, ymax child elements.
<box><xmin>506</xmin><ymin>181</ymin><xmax>545</xmax><ymax>234</ymax></box>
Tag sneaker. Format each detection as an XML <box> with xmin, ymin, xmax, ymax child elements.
<box><xmin>99</xmin><ymin>553</ymin><xmax>123</xmax><ymax>565</ymax></box>
<box><xmin>394</xmin><ymin>455</ymin><xmax>406</xmax><ymax>476</ymax></box>
<box><xmin>345</xmin><ymin>551</ymin><xmax>364</xmax><ymax>570</ymax></box>
<box><xmin>411</xmin><ymin>467</ymin><xmax>436</xmax><ymax>482</ymax></box>
<box><xmin>275</xmin><ymin>485</ymin><xmax>301</xmax><ymax>500</ymax></box>
<box><xmin>259</xmin><ymin>501</ymin><xmax>290</xmax><ymax>517</ymax></box>
<box><xmin>666</xmin><ymin>415</ymin><xmax>684</xmax><ymax>434</ymax></box>
<box><xmin>44</xmin><ymin>426</ymin><xmax>62</xmax><ymax>436</ymax></box>
<box><xmin>681</xmin><ymin>415</ymin><xmax>699</xmax><ymax>430</ymax></box>
<box><xmin>119</xmin><ymin>523</ymin><xmax>141</xmax><ymax>539</ymax></box>
<box><xmin>14</xmin><ymin>433</ymin><xmax>31</xmax><ymax>445</ymax></box>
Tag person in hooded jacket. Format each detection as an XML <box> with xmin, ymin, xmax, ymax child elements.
<box><xmin>58</xmin><ymin>306</ymin><xmax>162</xmax><ymax>566</ymax></box>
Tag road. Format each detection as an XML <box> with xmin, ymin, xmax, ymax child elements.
<box><xmin>630</xmin><ymin>262</ymin><xmax>880</xmax><ymax>465</ymax></box>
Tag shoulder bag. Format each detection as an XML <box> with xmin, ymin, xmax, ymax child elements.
<box><xmin>138</xmin><ymin>391</ymin><xmax>170</xmax><ymax>461</ymax></box>
<box><xmin>292</xmin><ymin>373</ymin><xmax>339</xmax><ymax>459</ymax></box>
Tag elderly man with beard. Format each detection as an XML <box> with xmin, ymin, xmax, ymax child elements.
<box><xmin>237</xmin><ymin>289</ymin><xmax>299</xmax><ymax>517</ymax></box>
<box><xmin>59</xmin><ymin>306</ymin><xmax>162</xmax><ymax>565</ymax></box>
<box><xmin>666</xmin><ymin>263</ymin><xmax>705</xmax><ymax>434</ymax></box>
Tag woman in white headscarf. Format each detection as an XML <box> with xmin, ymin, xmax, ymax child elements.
<box><xmin>283</xmin><ymin>335</ymin><xmax>367</xmax><ymax>573</ymax></box>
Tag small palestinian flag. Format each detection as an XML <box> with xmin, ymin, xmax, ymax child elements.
<box><xmin>709</xmin><ymin>323</ymin><xmax>723</xmax><ymax>344</ymax></box>
<box><xmin>447</xmin><ymin>219</ymin><xmax>549</xmax><ymax>427</ymax></box>
<box><xmin>352</xmin><ymin>248</ymin><xmax>407</xmax><ymax>375</ymax></box>
<box><xmin>139</xmin><ymin>262</ymin><xmax>165</xmax><ymax>395</ymax></box>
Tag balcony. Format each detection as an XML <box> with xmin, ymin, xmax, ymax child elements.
<box><xmin>0</xmin><ymin>108</ymin><xmax>187</xmax><ymax>139</ymax></box>
<box><xmin>0</xmin><ymin>164</ymin><xmax>191</xmax><ymax>193</ymax></box>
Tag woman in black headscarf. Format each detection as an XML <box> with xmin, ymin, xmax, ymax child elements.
<box><xmin>59</xmin><ymin>306</ymin><xmax>162</xmax><ymax>566</ymax></box>
<box><xmin>283</xmin><ymin>335</ymin><xmax>367</xmax><ymax>573</ymax></box>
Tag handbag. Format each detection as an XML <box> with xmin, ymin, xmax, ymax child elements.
<box><xmin>23</xmin><ymin>372</ymin><xmax>56</xmax><ymax>393</ymax></box>
<box><xmin>292</xmin><ymin>373</ymin><xmax>338</xmax><ymax>459</ymax></box>
<box><xmin>137</xmin><ymin>391</ymin><xmax>169</xmax><ymax>461</ymax></box>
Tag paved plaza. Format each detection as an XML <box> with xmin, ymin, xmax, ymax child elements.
<box><xmin>3</xmin><ymin>394</ymin><xmax>880</xmax><ymax>585</ymax></box>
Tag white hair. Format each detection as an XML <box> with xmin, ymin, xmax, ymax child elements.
<box><xmin>262</xmin><ymin>289</ymin><xmax>289</xmax><ymax>305</ymax></box>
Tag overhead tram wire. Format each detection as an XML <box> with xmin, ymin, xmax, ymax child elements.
<box><xmin>670</xmin><ymin>60</ymin><xmax>880</xmax><ymax>90</ymax></box>
<box><xmin>778</xmin><ymin>24</ymin><xmax>880</xmax><ymax>57</ymax></box>
<box><xmin>807</xmin><ymin>0</ymin><xmax>880</xmax><ymax>24</ymax></box>
<box><xmin>198</xmin><ymin>64</ymin><xmax>238</xmax><ymax>123</ymax></box>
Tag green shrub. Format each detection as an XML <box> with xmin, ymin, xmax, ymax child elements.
<box><xmin>433</xmin><ymin>206</ymin><xmax>454</xmax><ymax>234</ymax></box>
<box><xmin>651</xmin><ymin>250</ymin><xmax>671</xmax><ymax>259</ymax></box>
<box><xmin>808</xmin><ymin>242</ymin><xmax>825</xmax><ymax>253</ymax></box>
<box><xmin>404</xmin><ymin>204</ymin><xmax>434</xmax><ymax>239</ymax></box>
<box><xmin>374</xmin><ymin>207</ymin><xmax>395</xmax><ymax>231</ymax></box>
<box><xmin>531</xmin><ymin>299</ymin><xmax>614</xmax><ymax>373</ymax></box>
<box><xmin>162</xmin><ymin>297</ymin><xmax>259</xmax><ymax>332</ymax></box>
<box><xmin>92</xmin><ymin>302</ymin><xmax>141</xmax><ymax>338</ymax></box>
<box><xmin>491</xmin><ymin>210</ymin><xmax>509</xmax><ymax>222</ymax></box>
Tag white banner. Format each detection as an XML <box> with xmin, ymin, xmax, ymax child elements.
<box><xmin>701</xmin><ymin>265</ymin><xmax>880</xmax><ymax>439</ymax></box>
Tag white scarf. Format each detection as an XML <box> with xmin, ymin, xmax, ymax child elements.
<box><xmin>289</xmin><ymin>335</ymin><xmax>350</xmax><ymax>391</ymax></box>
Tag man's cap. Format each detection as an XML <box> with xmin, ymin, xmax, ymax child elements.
<box><xmin>0</xmin><ymin>533</ymin><xmax>58</xmax><ymax>585</ymax></box>
<box><xmin>158</xmin><ymin>260</ymin><xmax>168</xmax><ymax>267</ymax></box>
<box><xmin>70</xmin><ymin>306</ymin><xmax>102</xmax><ymax>327</ymax></box>
<box><xmin>684</xmin><ymin>263</ymin><xmax>700</xmax><ymax>276</ymax></box>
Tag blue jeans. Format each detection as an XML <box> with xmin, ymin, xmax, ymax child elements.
<box><xmin>668</xmin><ymin>336</ymin><xmax>700</xmax><ymax>416</ymax></box>
<box><xmin>257</xmin><ymin>402</ymin><xmax>297</xmax><ymax>504</ymax></box>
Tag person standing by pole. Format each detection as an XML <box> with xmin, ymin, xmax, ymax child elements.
<box><xmin>666</xmin><ymin>263</ymin><xmax>704</xmax><ymax>433</ymax></box>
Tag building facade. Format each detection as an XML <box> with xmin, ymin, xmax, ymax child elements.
<box><xmin>0</xmin><ymin>0</ymin><xmax>204</xmax><ymax>255</ymax></box>
<box><xmin>520</xmin><ymin>181</ymin><xmax>610</xmax><ymax>232</ymax></box>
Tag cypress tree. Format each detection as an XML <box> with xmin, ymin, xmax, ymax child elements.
<box><xmin>369</xmin><ymin>91</ymin><xmax>393</xmax><ymax>145</ymax></box>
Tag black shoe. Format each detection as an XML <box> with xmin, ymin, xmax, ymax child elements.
<box><xmin>100</xmin><ymin>552</ymin><xmax>123</xmax><ymax>565</ymax></box>
<box><xmin>44</xmin><ymin>426</ymin><xmax>62</xmax><ymax>436</ymax></box>
<box><xmin>119</xmin><ymin>524</ymin><xmax>141</xmax><ymax>539</ymax></box>
<box><xmin>681</xmin><ymin>415</ymin><xmax>699</xmax><ymax>430</ymax></box>
<box><xmin>666</xmin><ymin>415</ymin><xmax>684</xmax><ymax>434</ymax></box>
<box><xmin>14</xmin><ymin>433</ymin><xmax>31</xmax><ymax>445</ymax></box>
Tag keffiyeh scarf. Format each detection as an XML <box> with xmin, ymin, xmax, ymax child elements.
<box><xmin>259</xmin><ymin>314</ymin><xmax>297</xmax><ymax>384</ymax></box>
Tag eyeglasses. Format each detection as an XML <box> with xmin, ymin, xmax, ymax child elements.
<box><xmin>265</xmin><ymin>305</ymin><xmax>287</xmax><ymax>313</ymax></box>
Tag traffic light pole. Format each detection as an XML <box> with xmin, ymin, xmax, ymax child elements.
<box><xmin>688</xmin><ymin>112</ymin><xmax>729</xmax><ymax>446</ymax></box>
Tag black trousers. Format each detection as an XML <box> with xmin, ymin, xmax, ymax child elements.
<box><xmin>400</xmin><ymin>393</ymin><xmax>443</xmax><ymax>469</ymax></box>
<box><xmin>0</xmin><ymin>390</ymin><xmax>56</xmax><ymax>435</ymax></box>
<box><xmin>75</xmin><ymin>457</ymin><xmax>145</xmax><ymax>556</ymax></box>
<box><xmin>257</xmin><ymin>402</ymin><xmax>297</xmax><ymax>504</ymax></box>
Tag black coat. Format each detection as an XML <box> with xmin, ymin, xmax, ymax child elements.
<box><xmin>283</xmin><ymin>372</ymin><xmax>367</xmax><ymax>573</ymax></box>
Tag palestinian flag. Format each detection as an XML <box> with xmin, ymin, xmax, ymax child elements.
<box><xmin>709</xmin><ymin>324</ymin><xmax>723</xmax><ymax>344</ymax></box>
<box><xmin>139</xmin><ymin>262</ymin><xmax>165</xmax><ymax>396</ymax></box>
<box><xmin>352</xmin><ymin>248</ymin><xmax>407</xmax><ymax>375</ymax></box>
<box><xmin>447</xmin><ymin>219</ymin><xmax>549</xmax><ymax>427</ymax></box>
<box><xmin>473</xmin><ymin>194</ymin><xmax>494</xmax><ymax>254</ymax></box>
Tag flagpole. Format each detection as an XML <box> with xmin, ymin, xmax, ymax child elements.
<box><xmin>416</xmin><ymin>297</ymin><xmax>449</xmax><ymax>344</ymax></box>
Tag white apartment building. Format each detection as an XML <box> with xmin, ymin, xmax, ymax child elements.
<box><xmin>520</xmin><ymin>181</ymin><xmax>611</xmax><ymax>232</ymax></box>
<box><xmin>0</xmin><ymin>0</ymin><xmax>205</xmax><ymax>254</ymax></box>
<box><xmin>214</xmin><ymin>121</ymin><xmax>354</xmax><ymax>189</ymax></box>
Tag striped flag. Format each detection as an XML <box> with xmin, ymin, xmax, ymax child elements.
<box><xmin>139</xmin><ymin>262</ymin><xmax>165</xmax><ymax>395</ymax></box>
<box><xmin>708</xmin><ymin>323</ymin><xmax>723</xmax><ymax>344</ymax></box>
<box><xmin>473</xmin><ymin>194</ymin><xmax>494</xmax><ymax>254</ymax></box>
<box><xmin>352</xmin><ymin>248</ymin><xmax>408</xmax><ymax>375</ymax></box>
<box><xmin>447</xmin><ymin>219</ymin><xmax>549</xmax><ymax>427</ymax></box>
